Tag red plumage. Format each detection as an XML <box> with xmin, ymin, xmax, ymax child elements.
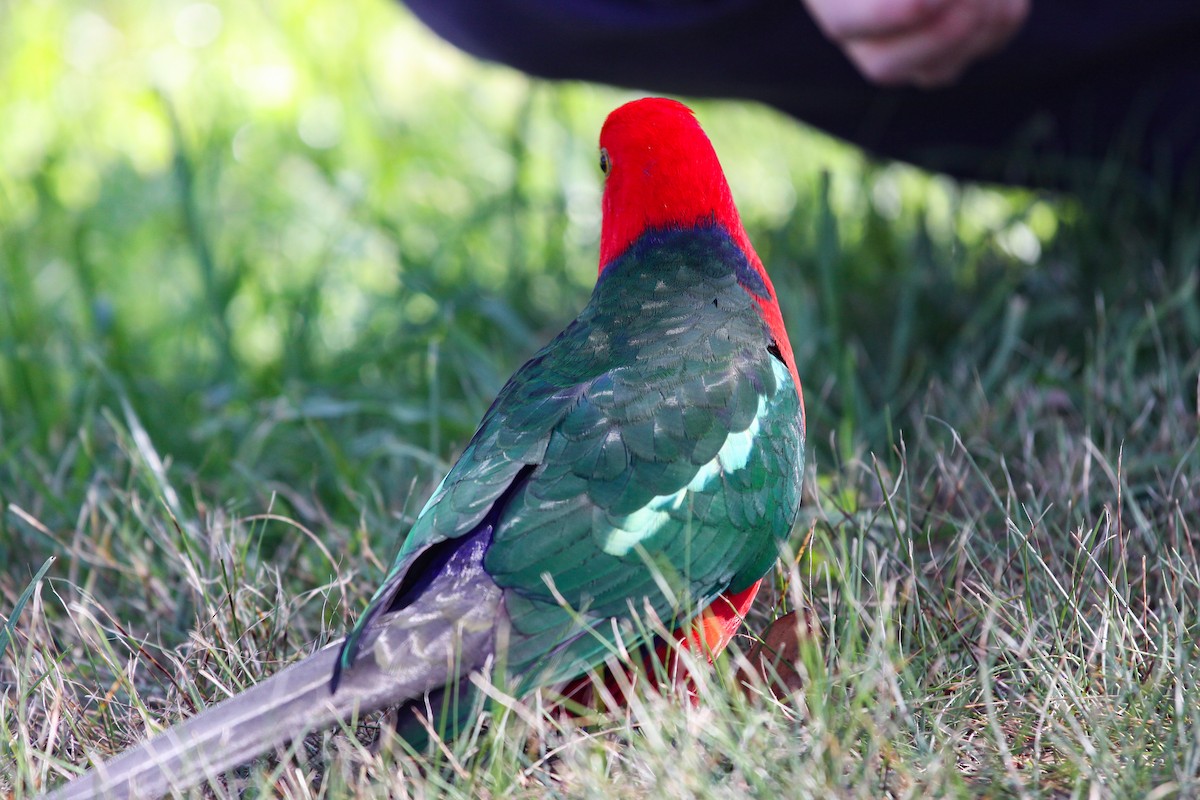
<box><xmin>598</xmin><ymin>99</ymin><xmax>803</xmax><ymax>403</ymax></box>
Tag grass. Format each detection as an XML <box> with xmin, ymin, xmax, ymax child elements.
<box><xmin>4</xmin><ymin>0</ymin><xmax>1200</xmax><ymax>797</ymax></box>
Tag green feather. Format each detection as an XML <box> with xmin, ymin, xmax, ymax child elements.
<box><xmin>336</xmin><ymin>225</ymin><xmax>804</xmax><ymax>697</ymax></box>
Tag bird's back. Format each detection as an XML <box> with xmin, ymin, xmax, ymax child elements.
<box><xmin>450</xmin><ymin>222</ymin><xmax>806</xmax><ymax>689</ymax></box>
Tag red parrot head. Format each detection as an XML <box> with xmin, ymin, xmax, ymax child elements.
<box><xmin>598</xmin><ymin>97</ymin><xmax>743</xmax><ymax>270</ymax></box>
<box><xmin>597</xmin><ymin>97</ymin><xmax>801</xmax><ymax>402</ymax></box>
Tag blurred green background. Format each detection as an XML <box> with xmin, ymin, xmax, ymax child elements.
<box><xmin>1</xmin><ymin>0</ymin><xmax>1195</xmax><ymax>567</ymax></box>
<box><xmin>8</xmin><ymin>7</ymin><xmax>1200</xmax><ymax>795</ymax></box>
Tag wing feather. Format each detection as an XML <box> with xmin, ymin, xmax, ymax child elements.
<box><xmin>337</xmin><ymin>226</ymin><xmax>804</xmax><ymax>695</ymax></box>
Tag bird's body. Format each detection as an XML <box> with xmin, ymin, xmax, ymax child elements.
<box><xmin>43</xmin><ymin>98</ymin><xmax>805</xmax><ymax>800</ymax></box>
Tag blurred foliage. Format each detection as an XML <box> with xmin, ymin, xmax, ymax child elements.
<box><xmin>5</xmin><ymin>6</ymin><xmax>1200</xmax><ymax>795</ymax></box>
<box><xmin>1</xmin><ymin>0</ymin><xmax>1196</xmax><ymax>569</ymax></box>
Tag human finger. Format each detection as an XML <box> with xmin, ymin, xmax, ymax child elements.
<box><xmin>803</xmin><ymin>0</ymin><xmax>953</xmax><ymax>41</ymax></box>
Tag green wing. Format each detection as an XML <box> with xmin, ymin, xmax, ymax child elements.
<box><xmin>337</xmin><ymin>227</ymin><xmax>804</xmax><ymax>689</ymax></box>
<box><xmin>489</xmin><ymin>351</ymin><xmax>800</xmax><ymax>689</ymax></box>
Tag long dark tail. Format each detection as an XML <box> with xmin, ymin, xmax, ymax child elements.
<box><xmin>41</xmin><ymin>642</ymin><xmax>424</xmax><ymax>800</ymax></box>
<box><xmin>43</xmin><ymin>527</ymin><xmax>504</xmax><ymax>800</ymax></box>
<box><xmin>44</xmin><ymin>597</ymin><xmax>501</xmax><ymax>795</ymax></box>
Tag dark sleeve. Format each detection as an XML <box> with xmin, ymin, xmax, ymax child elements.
<box><xmin>401</xmin><ymin>0</ymin><xmax>1200</xmax><ymax>191</ymax></box>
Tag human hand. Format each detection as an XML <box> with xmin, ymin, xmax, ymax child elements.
<box><xmin>802</xmin><ymin>0</ymin><xmax>1029</xmax><ymax>88</ymax></box>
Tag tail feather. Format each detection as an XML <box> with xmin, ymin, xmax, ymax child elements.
<box><xmin>44</xmin><ymin>517</ymin><xmax>506</xmax><ymax>799</ymax></box>
<box><xmin>43</xmin><ymin>642</ymin><xmax>432</xmax><ymax>800</ymax></box>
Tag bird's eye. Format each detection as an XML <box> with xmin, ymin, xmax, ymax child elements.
<box><xmin>599</xmin><ymin>148</ymin><xmax>610</xmax><ymax>175</ymax></box>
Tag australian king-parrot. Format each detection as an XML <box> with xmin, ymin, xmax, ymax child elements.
<box><xmin>43</xmin><ymin>96</ymin><xmax>805</xmax><ymax>800</ymax></box>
